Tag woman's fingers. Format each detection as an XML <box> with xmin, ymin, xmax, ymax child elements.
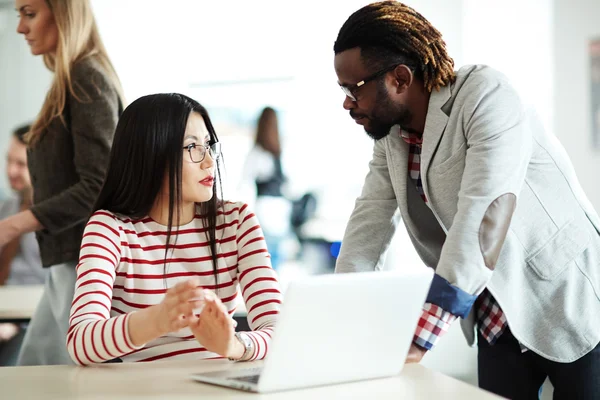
<box><xmin>207</xmin><ymin>297</ymin><xmax>232</xmax><ymax>322</ymax></box>
<box><xmin>184</xmin><ymin>287</ymin><xmax>205</xmax><ymax>301</ymax></box>
<box><xmin>165</xmin><ymin>300</ymin><xmax>198</xmax><ymax>330</ymax></box>
<box><xmin>219</xmin><ymin>314</ymin><xmax>230</xmax><ymax>330</ymax></box>
<box><xmin>201</xmin><ymin>300</ymin><xmax>235</xmax><ymax>332</ymax></box>
<box><xmin>176</xmin><ymin>299</ymin><xmax>207</xmax><ymax>318</ymax></box>
<box><xmin>171</xmin><ymin>278</ymin><xmax>201</xmax><ymax>295</ymax></box>
<box><xmin>173</xmin><ymin>315</ymin><xmax>189</xmax><ymax>331</ymax></box>
<box><xmin>188</xmin><ymin>314</ymin><xmax>200</xmax><ymax>326</ymax></box>
<box><xmin>187</xmin><ymin>300</ymin><xmax>206</xmax><ymax>314</ymax></box>
<box><xmin>166</xmin><ymin>287</ymin><xmax>235</xmax><ymax>334</ymax></box>
<box><xmin>176</xmin><ymin>288</ymin><xmax>204</xmax><ymax>307</ymax></box>
<box><xmin>164</xmin><ymin>280</ymin><xmax>203</xmax><ymax>308</ymax></box>
<box><xmin>201</xmin><ymin>300</ymin><xmax>222</xmax><ymax>321</ymax></box>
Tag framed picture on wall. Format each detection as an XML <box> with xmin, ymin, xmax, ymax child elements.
<box><xmin>591</xmin><ymin>38</ymin><xmax>600</xmax><ymax>148</ymax></box>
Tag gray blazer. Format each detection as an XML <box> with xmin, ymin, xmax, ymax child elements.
<box><xmin>28</xmin><ymin>58</ymin><xmax>121</xmax><ymax>268</ymax></box>
<box><xmin>335</xmin><ymin>65</ymin><xmax>600</xmax><ymax>362</ymax></box>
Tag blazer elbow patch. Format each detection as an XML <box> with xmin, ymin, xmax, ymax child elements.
<box><xmin>479</xmin><ymin>193</ymin><xmax>516</xmax><ymax>270</ymax></box>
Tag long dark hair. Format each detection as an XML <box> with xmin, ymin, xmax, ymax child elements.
<box><xmin>255</xmin><ymin>106</ymin><xmax>281</xmax><ymax>157</ymax></box>
<box><xmin>94</xmin><ymin>93</ymin><xmax>224</xmax><ymax>285</ymax></box>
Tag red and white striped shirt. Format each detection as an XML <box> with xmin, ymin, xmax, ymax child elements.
<box><xmin>67</xmin><ymin>201</ymin><xmax>282</xmax><ymax>365</ymax></box>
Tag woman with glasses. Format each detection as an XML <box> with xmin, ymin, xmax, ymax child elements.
<box><xmin>66</xmin><ymin>93</ymin><xmax>282</xmax><ymax>364</ymax></box>
<box><xmin>12</xmin><ymin>0</ymin><xmax>123</xmax><ymax>365</ymax></box>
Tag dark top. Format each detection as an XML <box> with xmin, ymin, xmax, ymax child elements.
<box><xmin>256</xmin><ymin>157</ymin><xmax>285</xmax><ymax>197</ymax></box>
<box><xmin>28</xmin><ymin>57</ymin><xmax>121</xmax><ymax>267</ymax></box>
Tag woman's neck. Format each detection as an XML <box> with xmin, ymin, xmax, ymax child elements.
<box><xmin>148</xmin><ymin>198</ymin><xmax>196</xmax><ymax>226</ymax></box>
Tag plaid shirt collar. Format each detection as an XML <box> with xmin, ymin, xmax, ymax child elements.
<box><xmin>400</xmin><ymin>130</ymin><xmax>424</xmax><ymax>146</ymax></box>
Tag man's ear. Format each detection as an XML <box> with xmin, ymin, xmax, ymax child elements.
<box><xmin>393</xmin><ymin>65</ymin><xmax>414</xmax><ymax>94</ymax></box>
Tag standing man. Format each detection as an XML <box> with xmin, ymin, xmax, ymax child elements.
<box><xmin>0</xmin><ymin>124</ymin><xmax>45</xmax><ymax>366</ymax></box>
<box><xmin>333</xmin><ymin>2</ymin><xmax>600</xmax><ymax>398</ymax></box>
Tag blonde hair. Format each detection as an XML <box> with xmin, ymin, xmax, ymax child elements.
<box><xmin>28</xmin><ymin>0</ymin><xmax>124</xmax><ymax>145</ymax></box>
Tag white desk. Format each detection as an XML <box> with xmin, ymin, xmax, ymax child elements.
<box><xmin>0</xmin><ymin>285</ymin><xmax>43</xmax><ymax>322</ymax></box>
<box><xmin>0</xmin><ymin>359</ymin><xmax>503</xmax><ymax>399</ymax></box>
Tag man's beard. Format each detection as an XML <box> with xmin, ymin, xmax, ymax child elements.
<box><xmin>364</xmin><ymin>84</ymin><xmax>413</xmax><ymax>141</ymax></box>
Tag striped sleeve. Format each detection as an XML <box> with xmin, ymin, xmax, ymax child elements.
<box><xmin>67</xmin><ymin>211</ymin><xmax>141</xmax><ymax>365</ymax></box>
<box><xmin>235</xmin><ymin>202</ymin><xmax>282</xmax><ymax>360</ymax></box>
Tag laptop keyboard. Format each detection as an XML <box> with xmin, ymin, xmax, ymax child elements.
<box><xmin>225</xmin><ymin>367</ymin><xmax>263</xmax><ymax>385</ymax></box>
<box><xmin>229</xmin><ymin>374</ymin><xmax>260</xmax><ymax>384</ymax></box>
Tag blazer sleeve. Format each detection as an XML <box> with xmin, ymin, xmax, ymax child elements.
<box><xmin>30</xmin><ymin>61</ymin><xmax>120</xmax><ymax>234</ymax></box>
<box><xmin>426</xmin><ymin>73</ymin><xmax>533</xmax><ymax>318</ymax></box>
<box><xmin>335</xmin><ymin>138</ymin><xmax>400</xmax><ymax>273</ymax></box>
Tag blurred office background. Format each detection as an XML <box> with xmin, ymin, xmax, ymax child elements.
<box><xmin>1</xmin><ymin>0</ymin><xmax>599</xmax><ymax>396</ymax></box>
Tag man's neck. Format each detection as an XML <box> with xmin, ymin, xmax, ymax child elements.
<box><xmin>404</xmin><ymin>86</ymin><xmax>431</xmax><ymax>136</ymax></box>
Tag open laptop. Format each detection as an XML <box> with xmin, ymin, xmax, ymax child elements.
<box><xmin>191</xmin><ymin>268</ymin><xmax>433</xmax><ymax>393</ymax></box>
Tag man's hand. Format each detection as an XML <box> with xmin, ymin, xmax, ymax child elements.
<box><xmin>0</xmin><ymin>219</ymin><xmax>19</xmax><ymax>247</ymax></box>
<box><xmin>0</xmin><ymin>211</ymin><xmax>41</xmax><ymax>247</ymax></box>
<box><xmin>405</xmin><ymin>343</ymin><xmax>427</xmax><ymax>363</ymax></box>
<box><xmin>0</xmin><ymin>323</ymin><xmax>19</xmax><ymax>342</ymax></box>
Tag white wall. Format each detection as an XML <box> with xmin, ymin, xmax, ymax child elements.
<box><xmin>462</xmin><ymin>0</ymin><xmax>554</xmax><ymax>133</ymax></box>
<box><xmin>0</xmin><ymin>5</ymin><xmax>51</xmax><ymax>194</ymax></box>
<box><xmin>554</xmin><ymin>0</ymin><xmax>600</xmax><ymax>210</ymax></box>
<box><xmin>0</xmin><ymin>0</ymin><xmax>463</xmax><ymax>209</ymax></box>
<box><xmin>89</xmin><ymin>0</ymin><xmax>465</xmax><ymax>226</ymax></box>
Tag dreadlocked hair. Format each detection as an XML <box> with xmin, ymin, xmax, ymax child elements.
<box><xmin>334</xmin><ymin>1</ymin><xmax>456</xmax><ymax>92</ymax></box>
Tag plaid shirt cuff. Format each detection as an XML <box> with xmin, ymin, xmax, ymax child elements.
<box><xmin>413</xmin><ymin>303</ymin><xmax>458</xmax><ymax>350</ymax></box>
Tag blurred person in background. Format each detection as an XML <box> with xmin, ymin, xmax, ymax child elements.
<box><xmin>7</xmin><ymin>0</ymin><xmax>123</xmax><ymax>365</ymax></box>
<box><xmin>240</xmin><ymin>107</ymin><xmax>294</xmax><ymax>270</ymax></box>
<box><xmin>0</xmin><ymin>124</ymin><xmax>45</xmax><ymax>366</ymax></box>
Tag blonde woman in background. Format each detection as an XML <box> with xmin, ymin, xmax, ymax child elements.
<box><xmin>8</xmin><ymin>0</ymin><xmax>123</xmax><ymax>365</ymax></box>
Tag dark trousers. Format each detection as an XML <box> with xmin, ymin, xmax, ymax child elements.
<box><xmin>478</xmin><ymin>328</ymin><xmax>600</xmax><ymax>399</ymax></box>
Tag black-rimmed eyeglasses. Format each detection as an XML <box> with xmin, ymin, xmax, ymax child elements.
<box><xmin>339</xmin><ymin>64</ymin><xmax>400</xmax><ymax>102</ymax></box>
<box><xmin>183</xmin><ymin>142</ymin><xmax>221</xmax><ymax>163</ymax></box>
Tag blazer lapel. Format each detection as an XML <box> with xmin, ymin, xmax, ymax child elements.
<box><xmin>387</xmin><ymin>124</ymin><xmax>434</xmax><ymax>238</ymax></box>
<box><xmin>420</xmin><ymin>85</ymin><xmax>451</xmax><ymax>196</ymax></box>
<box><xmin>387</xmin><ymin>125</ymin><xmax>409</xmax><ymax>213</ymax></box>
